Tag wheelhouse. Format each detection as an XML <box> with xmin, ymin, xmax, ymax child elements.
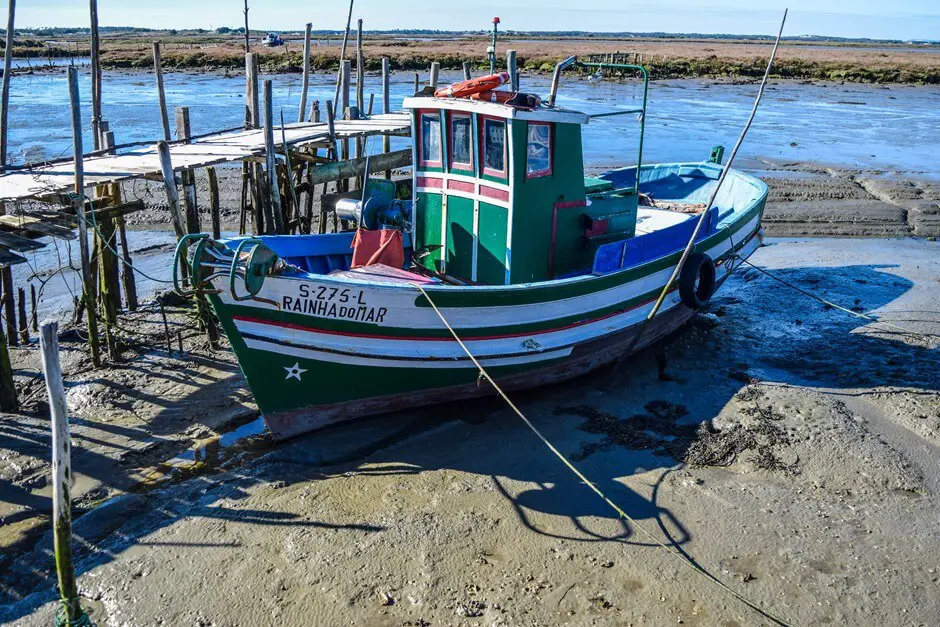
<box><xmin>403</xmin><ymin>96</ymin><xmax>642</xmax><ymax>286</ymax></box>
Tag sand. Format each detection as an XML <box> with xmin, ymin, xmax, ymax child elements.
<box><xmin>0</xmin><ymin>236</ymin><xmax>937</xmax><ymax>626</ymax></box>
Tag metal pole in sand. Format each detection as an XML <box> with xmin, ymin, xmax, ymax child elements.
<box><xmin>41</xmin><ymin>321</ymin><xmax>89</xmax><ymax>626</ymax></box>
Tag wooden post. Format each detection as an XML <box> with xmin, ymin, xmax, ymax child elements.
<box><xmin>355</xmin><ymin>19</ymin><xmax>364</xmax><ymax>114</ymax></box>
<box><xmin>30</xmin><ymin>283</ymin><xmax>37</xmax><ymax>331</ymax></box>
<box><xmin>262</xmin><ymin>80</ymin><xmax>284</xmax><ymax>234</ymax></box>
<box><xmin>331</xmin><ymin>0</ymin><xmax>355</xmax><ymax>111</ymax></box>
<box><xmin>88</xmin><ymin>0</ymin><xmax>102</xmax><ymax>151</ymax></box>
<box><xmin>40</xmin><ymin>321</ymin><xmax>87</xmax><ymax>626</ymax></box>
<box><xmin>0</xmin><ymin>4</ymin><xmax>16</xmax><ymax>351</ymax></box>
<box><xmin>117</xmin><ymin>220</ymin><xmax>137</xmax><ymax>311</ymax></box>
<box><xmin>159</xmin><ymin>303</ymin><xmax>172</xmax><ymax>355</ymax></box>
<box><xmin>67</xmin><ymin>66</ymin><xmax>101</xmax><ymax>368</ymax></box>
<box><xmin>0</xmin><ymin>0</ymin><xmax>15</xmax><ymax>170</ymax></box>
<box><xmin>1</xmin><ymin>249</ymin><xmax>14</xmax><ymax>346</ymax></box>
<box><xmin>462</xmin><ymin>61</ymin><xmax>471</xmax><ymax>81</ymax></box>
<box><xmin>429</xmin><ymin>62</ymin><xmax>439</xmax><ymax>89</ymax></box>
<box><xmin>245</xmin><ymin>52</ymin><xmax>259</xmax><ymax>128</ymax></box>
<box><xmin>207</xmin><ymin>166</ymin><xmax>221</xmax><ymax>239</ymax></box>
<box><xmin>99</xmin><ymin>129</ymin><xmax>122</xmax><ymax>322</ymax></box>
<box><xmin>242</xmin><ymin>0</ymin><xmax>250</xmax><ymax>53</ymax></box>
<box><xmin>340</xmin><ymin>60</ymin><xmax>351</xmax><ymax>191</ymax></box>
<box><xmin>382</xmin><ymin>57</ymin><xmax>391</xmax><ymax>178</ymax></box>
<box><xmin>152</xmin><ymin>41</ymin><xmax>171</xmax><ymax>141</ymax></box>
<box><xmin>310</xmin><ymin>99</ymin><xmax>320</xmax><ymax>123</ymax></box>
<box><xmin>413</xmin><ymin>71</ymin><xmax>419</xmax><ymax>95</ymax></box>
<box><xmin>298</xmin><ymin>22</ymin><xmax>311</xmax><ymax>123</ymax></box>
<box><xmin>176</xmin><ymin>107</ymin><xmax>200</xmax><ymax>234</ymax></box>
<box><xmin>16</xmin><ymin>287</ymin><xmax>27</xmax><ymax>343</ymax></box>
<box><xmin>156</xmin><ymin>141</ymin><xmax>186</xmax><ymax>239</ymax></box>
<box><xmin>507</xmin><ymin>49</ymin><xmax>518</xmax><ymax>91</ymax></box>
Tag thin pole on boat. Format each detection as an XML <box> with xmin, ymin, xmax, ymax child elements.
<box><xmin>607</xmin><ymin>9</ymin><xmax>787</xmax><ymax>383</ymax></box>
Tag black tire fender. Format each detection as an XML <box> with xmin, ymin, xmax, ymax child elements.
<box><xmin>679</xmin><ymin>252</ymin><xmax>716</xmax><ymax>309</ymax></box>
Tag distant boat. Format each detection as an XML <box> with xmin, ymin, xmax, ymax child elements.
<box><xmin>179</xmin><ymin>60</ymin><xmax>769</xmax><ymax>440</ymax></box>
<box><xmin>260</xmin><ymin>33</ymin><xmax>284</xmax><ymax>47</ymax></box>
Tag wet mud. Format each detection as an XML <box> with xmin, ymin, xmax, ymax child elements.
<box><xmin>1</xmin><ymin>237</ymin><xmax>937</xmax><ymax>626</ymax></box>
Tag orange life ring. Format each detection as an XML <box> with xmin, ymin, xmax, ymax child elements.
<box><xmin>434</xmin><ymin>72</ymin><xmax>510</xmax><ymax>98</ymax></box>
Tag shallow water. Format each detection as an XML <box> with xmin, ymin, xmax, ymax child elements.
<box><xmin>4</xmin><ymin>68</ymin><xmax>939</xmax><ymax>175</ymax></box>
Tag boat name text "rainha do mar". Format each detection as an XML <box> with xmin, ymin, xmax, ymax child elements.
<box><xmin>282</xmin><ymin>284</ymin><xmax>389</xmax><ymax>323</ymax></box>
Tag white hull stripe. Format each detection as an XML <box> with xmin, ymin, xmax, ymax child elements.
<box><xmin>243</xmin><ymin>337</ymin><xmax>573</xmax><ymax>369</ymax></box>
<box><xmin>216</xmin><ymin>215</ymin><xmax>762</xmax><ymax>332</ymax></box>
<box><xmin>233</xmin><ymin>289</ymin><xmax>686</xmax><ymax>360</ymax></box>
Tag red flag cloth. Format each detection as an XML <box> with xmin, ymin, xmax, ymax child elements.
<box><xmin>350</xmin><ymin>229</ymin><xmax>405</xmax><ymax>269</ymax></box>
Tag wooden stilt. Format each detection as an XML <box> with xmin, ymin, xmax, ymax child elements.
<box><xmin>40</xmin><ymin>321</ymin><xmax>87</xmax><ymax>626</ymax></box>
<box><xmin>30</xmin><ymin>283</ymin><xmax>37</xmax><ymax>331</ymax></box>
<box><xmin>153</xmin><ymin>41</ymin><xmax>171</xmax><ymax>141</ymax></box>
<box><xmin>159</xmin><ymin>302</ymin><xmax>172</xmax><ymax>355</ymax></box>
<box><xmin>1</xmin><ymin>256</ymin><xmax>15</xmax><ymax>346</ymax></box>
<box><xmin>207</xmin><ymin>166</ymin><xmax>221</xmax><ymax>239</ymax></box>
<box><xmin>0</xmin><ymin>0</ymin><xmax>14</xmax><ymax>172</ymax></box>
<box><xmin>176</xmin><ymin>107</ymin><xmax>200</xmax><ymax>234</ymax></box>
<box><xmin>413</xmin><ymin>71</ymin><xmax>419</xmax><ymax>95</ymax></box>
<box><xmin>16</xmin><ymin>286</ymin><xmax>27</xmax><ymax>343</ymax></box>
<box><xmin>88</xmin><ymin>0</ymin><xmax>102</xmax><ymax>151</ymax></box>
<box><xmin>67</xmin><ymin>66</ymin><xmax>101</xmax><ymax>368</ymax></box>
<box><xmin>262</xmin><ymin>80</ymin><xmax>284</xmax><ymax>234</ymax></box>
<box><xmin>382</xmin><ymin>57</ymin><xmax>392</xmax><ymax>179</ymax></box>
<box><xmin>462</xmin><ymin>61</ymin><xmax>471</xmax><ymax>81</ymax></box>
<box><xmin>429</xmin><ymin>62</ymin><xmax>440</xmax><ymax>90</ymax></box>
<box><xmin>117</xmin><ymin>219</ymin><xmax>138</xmax><ymax>311</ymax></box>
<box><xmin>298</xmin><ymin>22</ymin><xmax>312</xmax><ymax>123</ymax></box>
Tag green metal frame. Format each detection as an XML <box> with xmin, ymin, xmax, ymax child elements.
<box><xmin>576</xmin><ymin>61</ymin><xmax>649</xmax><ymax>195</ymax></box>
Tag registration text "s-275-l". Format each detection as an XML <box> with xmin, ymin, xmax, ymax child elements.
<box><xmin>282</xmin><ymin>284</ymin><xmax>388</xmax><ymax>323</ymax></box>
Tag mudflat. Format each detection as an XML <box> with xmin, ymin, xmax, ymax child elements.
<box><xmin>1</xmin><ymin>237</ymin><xmax>937</xmax><ymax>625</ymax></box>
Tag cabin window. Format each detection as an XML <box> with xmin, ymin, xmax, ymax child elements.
<box><xmin>449</xmin><ymin>113</ymin><xmax>472</xmax><ymax>171</ymax></box>
<box><xmin>482</xmin><ymin>118</ymin><xmax>506</xmax><ymax>176</ymax></box>
<box><xmin>526</xmin><ymin>122</ymin><xmax>552</xmax><ymax>178</ymax></box>
<box><xmin>419</xmin><ymin>112</ymin><xmax>442</xmax><ymax>166</ymax></box>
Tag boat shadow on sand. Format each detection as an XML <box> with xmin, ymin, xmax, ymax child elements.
<box><xmin>2</xmin><ymin>261</ymin><xmax>938</xmax><ymax>622</ymax></box>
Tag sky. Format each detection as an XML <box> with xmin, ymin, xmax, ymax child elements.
<box><xmin>9</xmin><ymin>0</ymin><xmax>940</xmax><ymax>41</ymax></box>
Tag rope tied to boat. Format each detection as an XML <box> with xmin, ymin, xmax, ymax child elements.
<box><xmin>413</xmin><ymin>282</ymin><xmax>792</xmax><ymax>627</ymax></box>
<box><xmin>732</xmin><ymin>255</ymin><xmax>939</xmax><ymax>340</ymax></box>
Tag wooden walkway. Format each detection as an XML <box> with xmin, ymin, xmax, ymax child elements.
<box><xmin>0</xmin><ymin>113</ymin><xmax>411</xmax><ymax>202</ymax></box>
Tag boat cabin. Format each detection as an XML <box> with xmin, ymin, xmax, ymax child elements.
<box><xmin>402</xmin><ymin>96</ymin><xmax>640</xmax><ymax>285</ymax></box>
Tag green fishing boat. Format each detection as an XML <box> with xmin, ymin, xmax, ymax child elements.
<box><xmin>177</xmin><ymin>59</ymin><xmax>768</xmax><ymax>440</ymax></box>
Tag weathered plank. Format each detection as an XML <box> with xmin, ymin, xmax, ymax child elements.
<box><xmin>0</xmin><ymin>113</ymin><xmax>410</xmax><ymax>201</ymax></box>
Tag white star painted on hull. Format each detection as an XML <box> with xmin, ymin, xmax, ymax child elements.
<box><xmin>284</xmin><ymin>362</ymin><xmax>307</xmax><ymax>381</ymax></box>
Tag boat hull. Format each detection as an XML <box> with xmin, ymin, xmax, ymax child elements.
<box><xmin>206</xmin><ymin>165</ymin><xmax>767</xmax><ymax>440</ymax></box>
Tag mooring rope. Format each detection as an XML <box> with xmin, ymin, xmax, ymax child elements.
<box><xmin>733</xmin><ymin>256</ymin><xmax>938</xmax><ymax>340</ymax></box>
<box><xmin>413</xmin><ymin>283</ymin><xmax>792</xmax><ymax>627</ymax></box>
